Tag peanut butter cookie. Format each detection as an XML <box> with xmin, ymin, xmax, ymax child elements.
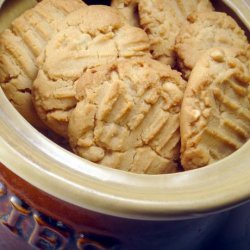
<box><xmin>139</xmin><ymin>0</ymin><xmax>213</xmax><ymax>66</ymax></box>
<box><xmin>181</xmin><ymin>48</ymin><xmax>250</xmax><ymax>170</ymax></box>
<box><xmin>68</xmin><ymin>58</ymin><xmax>186</xmax><ymax>174</ymax></box>
<box><xmin>33</xmin><ymin>5</ymin><xmax>150</xmax><ymax>138</ymax></box>
<box><xmin>0</xmin><ymin>0</ymin><xmax>85</xmax><ymax>129</ymax></box>
<box><xmin>175</xmin><ymin>12</ymin><xmax>249</xmax><ymax>79</ymax></box>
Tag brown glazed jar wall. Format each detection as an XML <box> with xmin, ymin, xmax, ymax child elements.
<box><xmin>0</xmin><ymin>163</ymin><xmax>230</xmax><ymax>250</ymax></box>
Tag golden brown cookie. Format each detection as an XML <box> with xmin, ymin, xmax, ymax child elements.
<box><xmin>111</xmin><ymin>0</ymin><xmax>140</xmax><ymax>27</ymax></box>
<box><xmin>139</xmin><ymin>0</ymin><xmax>213</xmax><ymax>67</ymax></box>
<box><xmin>0</xmin><ymin>0</ymin><xmax>85</xmax><ymax>129</ymax></box>
<box><xmin>181</xmin><ymin>48</ymin><xmax>250</xmax><ymax>170</ymax></box>
<box><xmin>175</xmin><ymin>12</ymin><xmax>249</xmax><ymax>80</ymax></box>
<box><xmin>68</xmin><ymin>58</ymin><xmax>186</xmax><ymax>174</ymax></box>
<box><xmin>33</xmin><ymin>5</ymin><xmax>150</xmax><ymax>138</ymax></box>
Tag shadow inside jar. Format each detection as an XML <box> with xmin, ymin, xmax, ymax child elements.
<box><xmin>84</xmin><ymin>0</ymin><xmax>111</xmax><ymax>5</ymax></box>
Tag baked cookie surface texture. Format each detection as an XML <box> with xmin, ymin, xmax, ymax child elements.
<box><xmin>33</xmin><ymin>5</ymin><xmax>150</xmax><ymax>138</ymax></box>
<box><xmin>68</xmin><ymin>58</ymin><xmax>186</xmax><ymax>174</ymax></box>
<box><xmin>0</xmin><ymin>0</ymin><xmax>85</xmax><ymax>129</ymax></box>
<box><xmin>181</xmin><ymin>48</ymin><xmax>250</xmax><ymax>170</ymax></box>
<box><xmin>175</xmin><ymin>12</ymin><xmax>249</xmax><ymax>79</ymax></box>
<box><xmin>139</xmin><ymin>0</ymin><xmax>213</xmax><ymax>66</ymax></box>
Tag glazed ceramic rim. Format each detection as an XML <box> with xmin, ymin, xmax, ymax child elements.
<box><xmin>0</xmin><ymin>0</ymin><xmax>250</xmax><ymax>221</ymax></box>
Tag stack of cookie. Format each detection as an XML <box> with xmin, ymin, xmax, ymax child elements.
<box><xmin>112</xmin><ymin>0</ymin><xmax>214</xmax><ymax>66</ymax></box>
<box><xmin>0</xmin><ymin>0</ymin><xmax>86</xmax><ymax>129</ymax></box>
<box><xmin>112</xmin><ymin>0</ymin><xmax>250</xmax><ymax>171</ymax></box>
<box><xmin>0</xmin><ymin>0</ymin><xmax>249</xmax><ymax>174</ymax></box>
<box><xmin>31</xmin><ymin>3</ymin><xmax>186</xmax><ymax>174</ymax></box>
<box><xmin>174</xmin><ymin>11</ymin><xmax>250</xmax><ymax>170</ymax></box>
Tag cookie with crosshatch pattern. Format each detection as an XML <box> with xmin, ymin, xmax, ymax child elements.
<box><xmin>175</xmin><ymin>11</ymin><xmax>249</xmax><ymax>80</ymax></box>
<box><xmin>0</xmin><ymin>0</ymin><xmax>85</xmax><ymax>129</ymax></box>
<box><xmin>33</xmin><ymin>5</ymin><xmax>150</xmax><ymax>138</ymax></box>
<box><xmin>138</xmin><ymin>0</ymin><xmax>213</xmax><ymax>66</ymax></box>
<box><xmin>68</xmin><ymin>57</ymin><xmax>186</xmax><ymax>174</ymax></box>
<box><xmin>181</xmin><ymin>47</ymin><xmax>250</xmax><ymax>170</ymax></box>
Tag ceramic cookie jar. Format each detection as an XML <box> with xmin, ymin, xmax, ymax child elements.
<box><xmin>0</xmin><ymin>0</ymin><xmax>250</xmax><ymax>250</ymax></box>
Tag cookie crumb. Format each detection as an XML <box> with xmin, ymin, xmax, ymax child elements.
<box><xmin>210</xmin><ymin>49</ymin><xmax>225</xmax><ymax>62</ymax></box>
